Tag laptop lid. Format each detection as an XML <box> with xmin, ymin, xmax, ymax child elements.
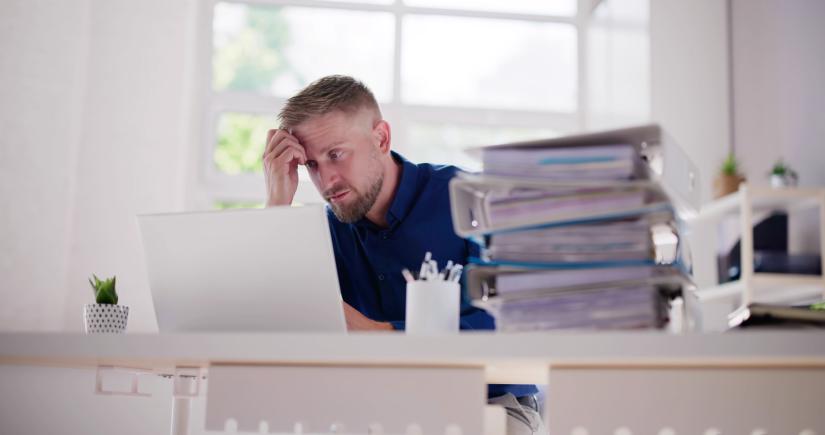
<box><xmin>137</xmin><ymin>205</ymin><xmax>347</xmax><ymax>333</ymax></box>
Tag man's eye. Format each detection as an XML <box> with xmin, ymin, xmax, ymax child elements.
<box><xmin>306</xmin><ymin>161</ymin><xmax>318</xmax><ymax>170</ymax></box>
<box><xmin>329</xmin><ymin>150</ymin><xmax>343</xmax><ymax>161</ymax></box>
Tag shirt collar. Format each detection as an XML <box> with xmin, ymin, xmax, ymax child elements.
<box><xmin>386</xmin><ymin>151</ymin><xmax>419</xmax><ymax>228</ymax></box>
<box><xmin>354</xmin><ymin>150</ymin><xmax>418</xmax><ymax>231</ymax></box>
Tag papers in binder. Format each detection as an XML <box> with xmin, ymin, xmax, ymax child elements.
<box><xmin>487</xmin><ymin>215</ymin><xmax>676</xmax><ymax>264</ymax></box>
<box><xmin>462</xmin><ymin>123</ymin><xmax>700</xmax><ymax>210</ymax></box>
<box><xmin>478</xmin><ymin>284</ymin><xmax>670</xmax><ymax>331</ymax></box>
<box><xmin>450</xmin><ymin>173</ymin><xmax>674</xmax><ymax>238</ymax></box>
<box><xmin>465</xmin><ymin>264</ymin><xmax>689</xmax><ymax>301</ymax></box>
<box><xmin>467</xmin><ymin>265</ymin><xmax>689</xmax><ymax>331</ymax></box>
<box><xmin>482</xmin><ymin>144</ymin><xmax>637</xmax><ymax>180</ymax></box>
<box><xmin>496</xmin><ymin>265</ymin><xmax>657</xmax><ymax>295</ymax></box>
<box><xmin>488</xmin><ymin>187</ymin><xmax>645</xmax><ymax>228</ymax></box>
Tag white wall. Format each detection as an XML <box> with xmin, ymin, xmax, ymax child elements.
<box><xmin>61</xmin><ymin>0</ymin><xmax>197</xmax><ymax>333</ymax></box>
<box><xmin>649</xmin><ymin>0</ymin><xmax>732</xmax><ymax>205</ymax></box>
<box><xmin>0</xmin><ymin>0</ymin><xmax>197</xmax><ymax>332</ymax></box>
<box><xmin>732</xmin><ymin>0</ymin><xmax>825</xmax><ymax>253</ymax></box>
<box><xmin>649</xmin><ymin>0</ymin><xmax>825</xmax><ymax>201</ymax></box>
<box><xmin>1</xmin><ymin>1</ymin><xmax>200</xmax><ymax>434</ymax></box>
<box><xmin>732</xmin><ymin>0</ymin><xmax>825</xmax><ymax>188</ymax></box>
<box><xmin>0</xmin><ymin>0</ymin><xmax>90</xmax><ymax>331</ymax></box>
<box><xmin>587</xmin><ymin>0</ymin><xmax>650</xmax><ymax>130</ymax></box>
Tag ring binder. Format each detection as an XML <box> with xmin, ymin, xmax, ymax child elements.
<box><xmin>452</xmin><ymin>124</ymin><xmax>700</xmax><ymax>239</ymax></box>
<box><xmin>449</xmin><ymin>124</ymin><xmax>698</xmax><ymax>332</ymax></box>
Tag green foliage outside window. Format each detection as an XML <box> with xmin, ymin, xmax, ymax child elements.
<box><xmin>215</xmin><ymin>113</ymin><xmax>273</xmax><ymax>174</ymax></box>
<box><xmin>212</xmin><ymin>4</ymin><xmax>290</xmax><ymax>174</ymax></box>
<box><xmin>213</xmin><ymin>5</ymin><xmax>290</xmax><ymax>92</ymax></box>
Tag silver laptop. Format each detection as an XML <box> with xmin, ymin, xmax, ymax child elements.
<box><xmin>137</xmin><ymin>205</ymin><xmax>347</xmax><ymax>333</ymax></box>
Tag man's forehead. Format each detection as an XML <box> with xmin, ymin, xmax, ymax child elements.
<box><xmin>295</xmin><ymin>109</ymin><xmax>373</xmax><ymax>153</ymax></box>
<box><xmin>307</xmin><ymin>141</ymin><xmax>348</xmax><ymax>158</ymax></box>
<box><xmin>295</xmin><ymin>121</ymin><xmax>349</xmax><ymax>157</ymax></box>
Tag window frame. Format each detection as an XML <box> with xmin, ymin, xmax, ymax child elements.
<box><xmin>195</xmin><ymin>0</ymin><xmax>592</xmax><ymax>209</ymax></box>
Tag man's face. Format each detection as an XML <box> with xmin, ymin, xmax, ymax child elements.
<box><xmin>293</xmin><ymin>108</ymin><xmax>385</xmax><ymax>223</ymax></box>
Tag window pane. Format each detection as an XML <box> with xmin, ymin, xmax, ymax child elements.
<box><xmin>402</xmin><ymin>123</ymin><xmax>561</xmax><ymax>171</ymax></box>
<box><xmin>214</xmin><ymin>113</ymin><xmax>273</xmax><ymax>174</ymax></box>
<box><xmin>405</xmin><ymin>0</ymin><xmax>576</xmax><ymax>16</ymax></box>
<box><xmin>213</xmin><ymin>2</ymin><xmax>394</xmax><ymax>100</ymax></box>
<box><xmin>402</xmin><ymin>16</ymin><xmax>577</xmax><ymax>112</ymax></box>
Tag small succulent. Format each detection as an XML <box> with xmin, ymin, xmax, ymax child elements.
<box><xmin>89</xmin><ymin>274</ymin><xmax>118</xmax><ymax>305</ymax></box>
<box><xmin>770</xmin><ymin>159</ymin><xmax>797</xmax><ymax>178</ymax></box>
<box><xmin>721</xmin><ymin>153</ymin><xmax>740</xmax><ymax>176</ymax></box>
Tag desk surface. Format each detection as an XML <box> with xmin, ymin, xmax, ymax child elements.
<box><xmin>2</xmin><ymin>331</ymin><xmax>824</xmax><ymax>383</ymax></box>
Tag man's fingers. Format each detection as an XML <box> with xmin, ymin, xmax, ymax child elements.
<box><xmin>264</xmin><ymin>130</ymin><xmax>302</xmax><ymax>159</ymax></box>
<box><xmin>265</xmin><ymin>140</ymin><xmax>306</xmax><ymax>165</ymax></box>
<box><xmin>273</xmin><ymin>147</ymin><xmax>304</xmax><ymax>169</ymax></box>
<box><xmin>264</xmin><ymin>129</ymin><xmax>282</xmax><ymax>157</ymax></box>
<box><xmin>263</xmin><ymin>128</ymin><xmax>298</xmax><ymax>157</ymax></box>
<box><xmin>264</xmin><ymin>145</ymin><xmax>304</xmax><ymax>168</ymax></box>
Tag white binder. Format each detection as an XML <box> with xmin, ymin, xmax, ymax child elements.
<box><xmin>450</xmin><ymin>124</ymin><xmax>700</xmax><ymax>238</ymax></box>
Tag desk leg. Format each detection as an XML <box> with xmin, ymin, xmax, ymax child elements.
<box><xmin>171</xmin><ymin>375</ymin><xmax>196</xmax><ymax>435</ymax></box>
<box><xmin>171</xmin><ymin>396</ymin><xmax>192</xmax><ymax>435</ymax></box>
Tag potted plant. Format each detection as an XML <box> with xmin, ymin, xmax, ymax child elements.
<box><xmin>713</xmin><ymin>153</ymin><xmax>746</xmax><ymax>199</ymax></box>
<box><xmin>84</xmin><ymin>275</ymin><xmax>129</xmax><ymax>334</ymax></box>
<box><xmin>769</xmin><ymin>159</ymin><xmax>798</xmax><ymax>188</ymax></box>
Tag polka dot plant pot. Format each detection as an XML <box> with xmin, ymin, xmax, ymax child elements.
<box><xmin>84</xmin><ymin>304</ymin><xmax>129</xmax><ymax>334</ymax></box>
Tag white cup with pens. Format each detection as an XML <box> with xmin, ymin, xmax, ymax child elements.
<box><xmin>403</xmin><ymin>252</ymin><xmax>463</xmax><ymax>335</ymax></box>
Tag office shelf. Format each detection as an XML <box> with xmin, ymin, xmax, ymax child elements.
<box><xmin>688</xmin><ymin>184</ymin><xmax>825</xmax><ymax>307</ymax></box>
<box><xmin>696</xmin><ymin>186</ymin><xmax>825</xmax><ymax>220</ymax></box>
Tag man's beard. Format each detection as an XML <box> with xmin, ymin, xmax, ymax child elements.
<box><xmin>325</xmin><ymin>167</ymin><xmax>384</xmax><ymax>224</ymax></box>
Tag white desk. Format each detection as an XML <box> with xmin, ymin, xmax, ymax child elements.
<box><xmin>2</xmin><ymin>331</ymin><xmax>824</xmax><ymax>434</ymax></box>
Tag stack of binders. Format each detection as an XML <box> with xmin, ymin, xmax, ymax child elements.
<box><xmin>449</xmin><ymin>124</ymin><xmax>699</xmax><ymax>332</ymax></box>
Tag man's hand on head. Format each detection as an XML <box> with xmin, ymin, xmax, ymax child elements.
<box><xmin>263</xmin><ymin>128</ymin><xmax>307</xmax><ymax>207</ymax></box>
<box><xmin>343</xmin><ymin>303</ymin><xmax>394</xmax><ymax>331</ymax></box>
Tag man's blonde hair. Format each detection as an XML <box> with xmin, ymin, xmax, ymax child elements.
<box><xmin>278</xmin><ymin>75</ymin><xmax>380</xmax><ymax>129</ymax></box>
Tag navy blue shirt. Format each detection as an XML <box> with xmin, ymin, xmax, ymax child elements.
<box><xmin>327</xmin><ymin>151</ymin><xmax>537</xmax><ymax>399</ymax></box>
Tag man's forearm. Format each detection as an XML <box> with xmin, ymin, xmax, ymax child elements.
<box><xmin>343</xmin><ymin>302</ymin><xmax>394</xmax><ymax>331</ymax></box>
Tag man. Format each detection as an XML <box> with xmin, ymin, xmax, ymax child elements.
<box><xmin>263</xmin><ymin>75</ymin><xmax>544</xmax><ymax>434</ymax></box>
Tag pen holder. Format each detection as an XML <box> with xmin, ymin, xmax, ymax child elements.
<box><xmin>405</xmin><ymin>280</ymin><xmax>460</xmax><ymax>335</ymax></box>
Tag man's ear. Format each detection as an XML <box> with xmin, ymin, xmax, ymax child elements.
<box><xmin>373</xmin><ymin>120</ymin><xmax>391</xmax><ymax>154</ymax></box>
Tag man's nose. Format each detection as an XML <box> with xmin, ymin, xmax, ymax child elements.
<box><xmin>319</xmin><ymin>164</ymin><xmax>341</xmax><ymax>191</ymax></box>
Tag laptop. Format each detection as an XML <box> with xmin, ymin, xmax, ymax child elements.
<box><xmin>137</xmin><ymin>205</ymin><xmax>347</xmax><ymax>333</ymax></box>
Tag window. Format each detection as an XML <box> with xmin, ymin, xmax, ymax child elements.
<box><xmin>199</xmin><ymin>0</ymin><xmax>586</xmax><ymax>209</ymax></box>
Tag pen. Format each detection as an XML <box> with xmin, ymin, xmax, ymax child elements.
<box><xmin>428</xmin><ymin>260</ymin><xmax>438</xmax><ymax>281</ymax></box>
<box><xmin>440</xmin><ymin>261</ymin><xmax>454</xmax><ymax>280</ymax></box>
<box><xmin>419</xmin><ymin>252</ymin><xmax>432</xmax><ymax>280</ymax></box>
<box><xmin>447</xmin><ymin>264</ymin><xmax>463</xmax><ymax>282</ymax></box>
<box><xmin>401</xmin><ymin>268</ymin><xmax>415</xmax><ymax>283</ymax></box>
